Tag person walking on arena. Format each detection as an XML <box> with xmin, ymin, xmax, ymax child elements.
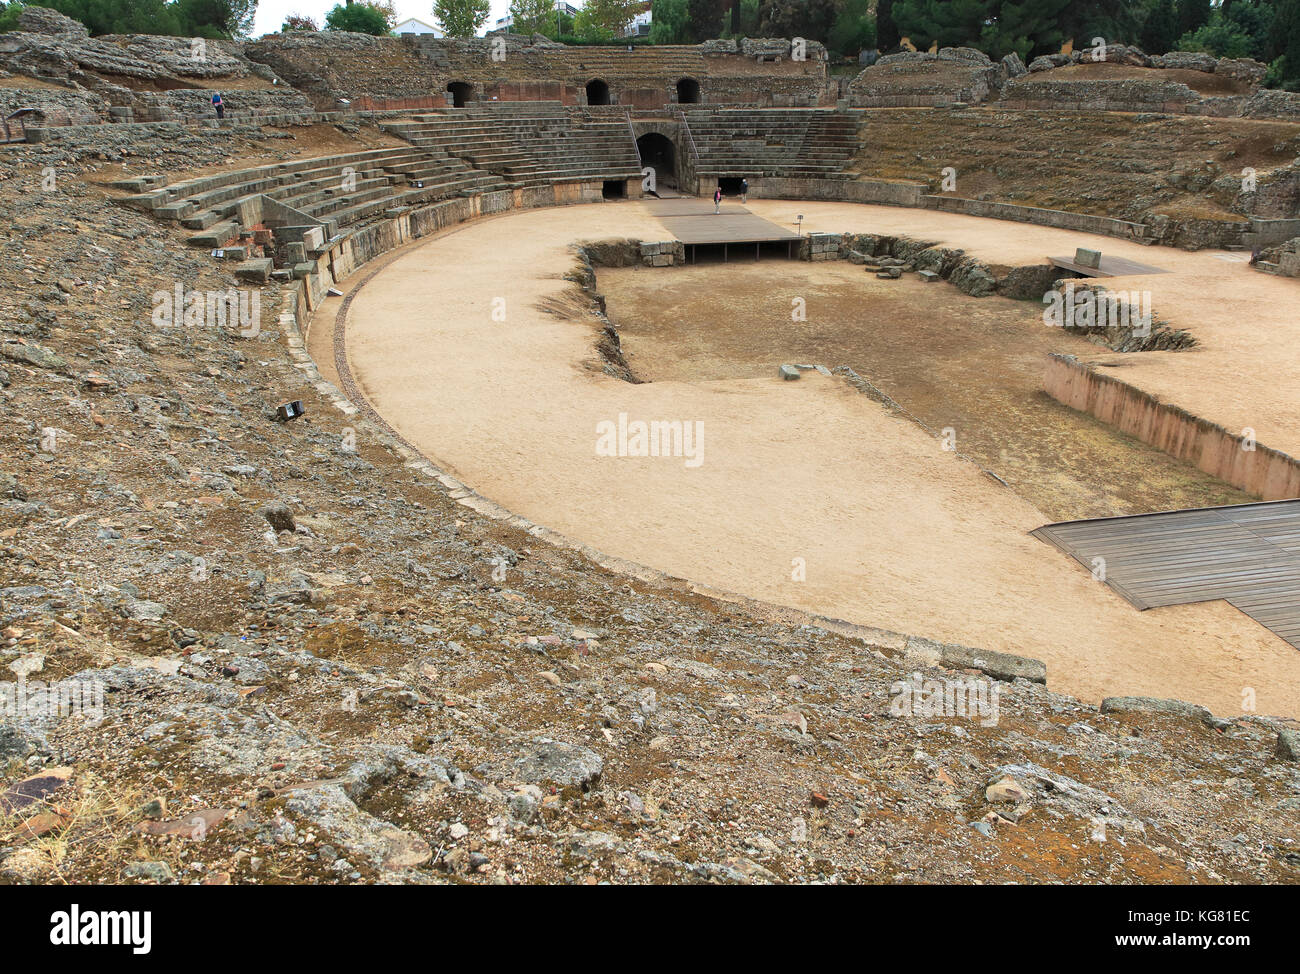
<box><xmin>741</xmin><ymin>178</ymin><xmax>748</xmax><ymax>203</ymax></box>
<box><xmin>714</xmin><ymin>186</ymin><xmax>722</xmax><ymax>214</ymax></box>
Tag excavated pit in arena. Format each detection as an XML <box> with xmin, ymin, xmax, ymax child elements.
<box><xmin>338</xmin><ymin>199</ymin><xmax>1300</xmax><ymax>719</ymax></box>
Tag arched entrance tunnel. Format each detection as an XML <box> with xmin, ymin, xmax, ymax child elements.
<box><xmin>676</xmin><ymin>77</ymin><xmax>701</xmax><ymax>104</ymax></box>
<box><xmin>446</xmin><ymin>81</ymin><xmax>472</xmax><ymax>108</ymax></box>
<box><xmin>636</xmin><ymin>132</ymin><xmax>676</xmax><ymax>191</ymax></box>
<box><xmin>586</xmin><ymin>79</ymin><xmax>611</xmax><ymax>106</ymax></box>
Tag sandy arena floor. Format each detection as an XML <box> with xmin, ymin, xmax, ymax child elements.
<box><xmin>598</xmin><ymin>259</ymin><xmax>1252</xmax><ymax>522</ymax></box>
<box><xmin>340</xmin><ymin>199</ymin><xmax>1300</xmax><ymax>718</ymax></box>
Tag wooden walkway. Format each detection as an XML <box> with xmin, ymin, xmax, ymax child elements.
<box><xmin>1048</xmin><ymin>253</ymin><xmax>1170</xmax><ymax>277</ymax></box>
<box><xmin>643</xmin><ymin>198</ymin><xmax>801</xmax><ymax>246</ymax></box>
<box><xmin>1032</xmin><ymin>499</ymin><xmax>1300</xmax><ymax>648</ymax></box>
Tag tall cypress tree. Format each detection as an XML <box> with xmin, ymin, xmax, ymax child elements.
<box><xmin>1176</xmin><ymin>0</ymin><xmax>1211</xmax><ymax>37</ymax></box>
<box><xmin>1140</xmin><ymin>0</ymin><xmax>1179</xmax><ymax>53</ymax></box>
<box><xmin>1271</xmin><ymin>0</ymin><xmax>1300</xmax><ymax>81</ymax></box>
<box><xmin>686</xmin><ymin>0</ymin><xmax>724</xmax><ymax>40</ymax></box>
<box><xmin>877</xmin><ymin>0</ymin><xmax>899</xmax><ymax>49</ymax></box>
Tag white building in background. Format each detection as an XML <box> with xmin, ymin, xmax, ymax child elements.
<box><xmin>623</xmin><ymin>3</ymin><xmax>652</xmax><ymax>37</ymax></box>
<box><xmin>393</xmin><ymin>17</ymin><xmax>444</xmax><ymax>36</ymax></box>
<box><xmin>493</xmin><ymin>1</ymin><xmax>580</xmax><ymax>33</ymax></box>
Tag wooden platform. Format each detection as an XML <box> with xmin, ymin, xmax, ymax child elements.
<box><xmin>1048</xmin><ymin>253</ymin><xmax>1170</xmax><ymax>278</ymax></box>
<box><xmin>1032</xmin><ymin>499</ymin><xmax>1300</xmax><ymax>648</ymax></box>
<box><xmin>643</xmin><ymin>198</ymin><xmax>801</xmax><ymax>246</ymax></box>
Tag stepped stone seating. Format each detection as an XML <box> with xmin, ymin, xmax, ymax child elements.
<box><xmin>116</xmin><ymin>145</ymin><xmax>509</xmax><ymax>248</ymax></box>
<box><xmin>0</xmin><ymin>7</ymin><xmax>308</xmax><ymax>125</ymax></box>
<box><xmin>382</xmin><ymin>103</ymin><xmax>641</xmax><ymax>189</ymax></box>
<box><xmin>684</xmin><ymin>109</ymin><xmax>860</xmax><ymax>179</ymax></box>
<box><xmin>247</xmin><ymin>33</ymin><xmax>830</xmax><ymax>110</ymax></box>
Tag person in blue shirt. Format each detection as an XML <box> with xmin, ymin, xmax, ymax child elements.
<box><xmin>212</xmin><ymin>92</ymin><xmax>224</xmax><ymax>119</ymax></box>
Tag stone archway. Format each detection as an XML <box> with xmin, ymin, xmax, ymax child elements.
<box><xmin>586</xmin><ymin>79</ymin><xmax>611</xmax><ymax>106</ymax></box>
<box><xmin>636</xmin><ymin>132</ymin><xmax>676</xmax><ymax>191</ymax></box>
<box><xmin>446</xmin><ymin>81</ymin><xmax>472</xmax><ymax>108</ymax></box>
<box><xmin>676</xmin><ymin>77</ymin><xmax>701</xmax><ymax>104</ymax></box>
<box><xmin>631</xmin><ymin>120</ymin><xmax>688</xmax><ymax>194</ymax></box>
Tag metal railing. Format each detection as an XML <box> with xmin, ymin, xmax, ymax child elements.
<box><xmin>672</xmin><ymin>106</ymin><xmax>700</xmax><ymax>167</ymax></box>
<box><xmin>625</xmin><ymin>108</ymin><xmax>641</xmax><ymax>168</ymax></box>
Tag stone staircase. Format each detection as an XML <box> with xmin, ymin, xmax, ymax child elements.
<box><xmin>382</xmin><ymin>103</ymin><xmax>642</xmax><ymax>189</ymax></box>
<box><xmin>115</xmin><ymin>146</ymin><xmax>509</xmax><ymax>246</ymax></box>
<box><xmin>684</xmin><ymin>109</ymin><xmax>860</xmax><ymax>179</ymax></box>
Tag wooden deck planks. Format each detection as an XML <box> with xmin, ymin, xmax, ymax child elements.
<box><xmin>1031</xmin><ymin>500</ymin><xmax>1300</xmax><ymax>648</ymax></box>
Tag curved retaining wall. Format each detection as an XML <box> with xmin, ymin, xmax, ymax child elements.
<box><xmin>736</xmin><ymin>176</ymin><xmax>1158</xmax><ymax>241</ymax></box>
<box><xmin>273</xmin><ymin>183</ymin><xmax>1051</xmax><ymax>683</ymax></box>
<box><xmin>1045</xmin><ymin>354</ymin><xmax>1300</xmax><ymax>500</ymax></box>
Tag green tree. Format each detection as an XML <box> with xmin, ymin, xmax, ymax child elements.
<box><xmin>1270</xmin><ymin>0</ymin><xmax>1300</xmax><ymax>84</ymax></box>
<box><xmin>649</xmin><ymin>0</ymin><xmax>690</xmax><ymax>41</ymax></box>
<box><xmin>1140</xmin><ymin>0</ymin><xmax>1179</xmax><ymax>53</ymax></box>
<box><xmin>1223</xmin><ymin>0</ymin><xmax>1275</xmax><ymax>59</ymax></box>
<box><xmin>577</xmin><ymin>0</ymin><xmax>641</xmax><ymax>36</ymax></box>
<box><xmin>433</xmin><ymin>0</ymin><xmax>489</xmax><ymax>36</ymax></box>
<box><xmin>571</xmin><ymin>6</ymin><xmax>611</xmax><ymax>38</ymax></box>
<box><xmin>0</xmin><ymin>0</ymin><xmax>24</xmax><ymax>30</ymax></box>
<box><xmin>508</xmin><ymin>0</ymin><xmax>553</xmax><ymax>34</ymax></box>
<box><xmin>686</xmin><ymin>0</ymin><xmax>723</xmax><ymax>40</ymax></box>
<box><xmin>1059</xmin><ymin>0</ymin><xmax>1142</xmax><ymax>48</ymax></box>
<box><xmin>890</xmin><ymin>0</ymin><xmax>1137</xmax><ymax>59</ymax></box>
<box><xmin>1173</xmin><ymin>1</ymin><xmax>1275</xmax><ymax>59</ymax></box>
<box><xmin>46</xmin><ymin>0</ymin><xmax>182</xmax><ymax>35</ymax></box>
<box><xmin>0</xmin><ymin>1</ymin><xmax>25</xmax><ymax>31</ymax></box>
<box><xmin>828</xmin><ymin>0</ymin><xmax>875</xmax><ymax>55</ymax></box>
<box><xmin>876</xmin><ymin>0</ymin><xmax>899</xmax><ymax>48</ymax></box>
<box><xmin>736</xmin><ymin>0</ymin><xmax>759</xmax><ymax>34</ymax></box>
<box><xmin>1176</xmin><ymin>0</ymin><xmax>1210</xmax><ymax>35</ymax></box>
<box><xmin>758</xmin><ymin>0</ymin><xmax>839</xmax><ymax>42</ymax></box>
<box><xmin>281</xmin><ymin>11</ymin><xmax>319</xmax><ymax>30</ymax></box>
<box><xmin>324</xmin><ymin>1</ymin><xmax>390</xmax><ymax>33</ymax></box>
<box><xmin>175</xmin><ymin>0</ymin><xmax>257</xmax><ymax>37</ymax></box>
<box><xmin>547</xmin><ymin>9</ymin><xmax>574</xmax><ymax>35</ymax></box>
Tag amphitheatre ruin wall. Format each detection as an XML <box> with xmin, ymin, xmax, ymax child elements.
<box><xmin>3</xmin><ymin>5</ymin><xmax>1300</xmax><ymax>886</ymax></box>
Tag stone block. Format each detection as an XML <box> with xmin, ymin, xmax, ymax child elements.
<box><xmin>1277</xmin><ymin>730</ymin><xmax>1300</xmax><ymax>761</ymax></box>
<box><xmin>234</xmin><ymin>258</ymin><xmax>274</xmax><ymax>283</ymax></box>
<box><xmin>778</xmin><ymin>364</ymin><xmax>800</xmax><ymax>380</ymax></box>
<box><xmin>188</xmin><ymin>222</ymin><xmax>240</xmax><ymax>247</ymax></box>
<box><xmin>1074</xmin><ymin>247</ymin><xmax>1102</xmax><ymax>268</ymax></box>
<box><xmin>1099</xmin><ymin>696</ymin><xmax>1214</xmax><ymax>725</ymax></box>
<box><xmin>904</xmin><ymin>636</ymin><xmax>1047</xmax><ymax>684</ymax></box>
<box><xmin>180</xmin><ymin>209</ymin><xmax>223</xmax><ymax>230</ymax></box>
<box><xmin>154</xmin><ymin>202</ymin><xmax>195</xmax><ymax>221</ymax></box>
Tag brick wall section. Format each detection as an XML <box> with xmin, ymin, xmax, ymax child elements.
<box><xmin>245</xmin><ymin>33</ymin><xmax>833</xmax><ymax>110</ymax></box>
<box><xmin>1045</xmin><ymin>354</ymin><xmax>1300</xmax><ymax>500</ymax></box>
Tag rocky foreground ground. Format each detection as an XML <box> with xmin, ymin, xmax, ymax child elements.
<box><xmin>1</xmin><ymin>124</ymin><xmax>1298</xmax><ymax>885</ymax></box>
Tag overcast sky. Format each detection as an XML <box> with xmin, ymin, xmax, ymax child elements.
<box><xmin>251</xmin><ymin>0</ymin><xmax>549</xmax><ymax>36</ymax></box>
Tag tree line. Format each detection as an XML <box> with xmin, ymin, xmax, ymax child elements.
<box><xmin>3</xmin><ymin>0</ymin><xmax>1297</xmax><ymax>89</ymax></box>
<box><xmin>0</xmin><ymin>0</ymin><xmax>254</xmax><ymax>37</ymax></box>
<box><xmin>642</xmin><ymin>0</ymin><xmax>1297</xmax><ymax>87</ymax></box>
